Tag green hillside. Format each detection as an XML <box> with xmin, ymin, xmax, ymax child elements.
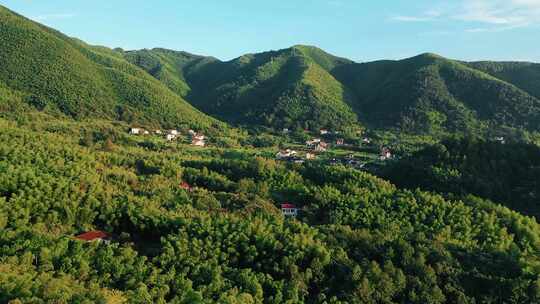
<box><xmin>0</xmin><ymin>5</ymin><xmax>223</xmax><ymax>131</ymax></box>
<box><xmin>123</xmin><ymin>48</ymin><xmax>218</xmax><ymax>98</ymax></box>
<box><xmin>127</xmin><ymin>46</ymin><xmax>360</xmax><ymax>131</ymax></box>
<box><xmin>467</xmin><ymin>61</ymin><xmax>540</xmax><ymax>99</ymax></box>
<box><xmin>3</xmin><ymin>2</ymin><xmax>539</xmax><ymax>136</ymax></box>
<box><xmin>1</xmin><ymin>117</ymin><xmax>539</xmax><ymax>303</ymax></box>
<box><xmin>128</xmin><ymin>47</ymin><xmax>540</xmax><ymax>136</ymax></box>
<box><xmin>382</xmin><ymin>137</ymin><xmax>540</xmax><ymax>219</ymax></box>
<box><xmin>333</xmin><ymin>53</ymin><xmax>540</xmax><ymax>134</ymax></box>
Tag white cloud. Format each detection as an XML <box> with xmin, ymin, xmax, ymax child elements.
<box><xmin>390</xmin><ymin>15</ymin><xmax>434</xmax><ymax>22</ymax></box>
<box><xmin>390</xmin><ymin>0</ymin><xmax>540</xmax><ymax>32</ymax></box>
<box><xmin>389</xmin><ymin>10</ymin><xmax>443</xmax><ymax>22</ymax></box>
<box><xmin>32</xmin><ymin>13</ymin><xmax>76</xmax><ymax>22</ymax></box>
<box><xmin>456</xmin><ymin>0</ymin><xmax>540</xmax><ymax>27</ymax></box>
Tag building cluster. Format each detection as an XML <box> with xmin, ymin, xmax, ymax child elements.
<box><xmin>306</xmin><ymin>138</ymin><xmax>328</xmax><ymax>152</ymax></box>
<box><xmin>129</xmin><ymin>127</ymin><xmax>206</xmax><ymax>147</ymax></box>
<box><xmin>275</xmin><ymin>149</ymin><xmax>319</xmax><ymax>163</ymax></box>
<box><xmin>328</xmin><ymin>154</ymin><xmax>366</xmax><ymax>169</ymax></box>
<box><xmin>275</xmin><ymin>149</ymin><xmax>308</xmax><ymax>164</ymax></box>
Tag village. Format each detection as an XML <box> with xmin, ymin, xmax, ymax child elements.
<box><xmin>127</xmin><ymin>126</ymin><xmax>395</xmax><ymax>167</ymax></box>
<box><xmin>128</xmin><ymin>127</ymin><xmax>207</xmax><ymax>147</ymax></box>
<box><xmin>104</xmin><ymin>126</ymin><xmax>395</xmax><ymax>236</ymax></box>
<box><xmin>275</xmin><ymin>128</ymin><xmax>394</xmax><ymax>168</ymax></box>
<box><xmin>72</xmin><ymin>126</ymin><xmax>509</xmax><ymax>244</ymax></box>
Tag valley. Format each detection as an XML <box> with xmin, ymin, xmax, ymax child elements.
<box><xmin>0</xmin><ymin>4</ymin><xmax>539</xmax><ymax>304</ymax></box>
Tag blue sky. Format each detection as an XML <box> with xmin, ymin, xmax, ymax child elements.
<box><xmin>2</xmin><ymin>0</ymin><xmax>539</xmax><ymax>62</ymax></box>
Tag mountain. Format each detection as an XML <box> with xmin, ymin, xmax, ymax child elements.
<box><xmin>0</xmin><ymin>5</ymin><xmax>223</xmax><ymax>130</ymax></box>
<box><xmin>123</xmin><ymin>48</ymin><xmax>218</xmax><ymax>99</ymax></box>
<box><xmin>2</xmin><ymin>3</ymin><xmax>540</xmax><ymax>136</ymax></box>
<box><xmin>466</xmin><ymin>61</ymin><xmax>540</xmax><ymax>99</ymax></box>
<box><xmin>128</xmin><ymin>48</ymin><xmax>540</xmax><ymax>135</ymax></box>
<box><xmin>333</xmin><ymin>53</ymin><xmax>540</xmax><ymax>134</ymax></box>
<box><xmin>126</xmin><ymin>45</ymin><xmax>361</xmax><ymax>131</ymax></box>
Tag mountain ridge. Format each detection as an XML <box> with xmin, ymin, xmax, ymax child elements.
<box><xmin>1</xmin><ymin>3</ymin><xmax>540</xmax><ymax>137</ymax></box>
<box><xmin>0</xmin><ymin>5</ymin><xmax>225</xmax><ymax>131</ymax></box>
<box><xmin>126</xmin><ymin>45</ymin><xmax>540</xmax><ymax>134</ymax></box>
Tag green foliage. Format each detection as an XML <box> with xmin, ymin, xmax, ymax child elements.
<box><xmin>127</xmin><ymin>46</ymin><xmax>361</xmax><ymax>131</ymax></box>
<box><xmin>1</xmin><ymin>4</ymin><xmax>540</xmax><ymax>302</ymax></box>
<box><xmin>0</xmin><ymin>117</ymin><xmax>539</xmax><ymax>303</ymax></box>
<box><xmin>129</xmin><ymin>47</ymin><xmax>540</xmax><ymax>137</ymax></box>
<box><xmin>0</xmin><ymin>5</ymin><xmax>222</xmax><ymax>131</ymax></box>
<box><xmin>382</xmin><ymin>137</ymin><xmax>540</xmax><ymax>219</ymax></box>
<box><xmin>333</xmin><ymin>53</ymin><xmax>540</xmax><ymax>135</ymax></box>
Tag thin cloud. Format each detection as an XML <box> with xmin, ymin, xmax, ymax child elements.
<box><xmin>32</xmin><ymin>13</ymin><xmax>76</xmax><ymax>22</ymax></box>
<box><xmin>390</xmin><ymin>0</ymin><xmax>540</xmax><ymax>31</ymax></box>
<box><xmin>455</xmin><ymin>0</ymin><xmax>540</xmax><ymax>26</ymax></box>
<box><xmin>390</xmin><ymin>15</ymin><xmax>434</xmax><ymax>22</ymax></box>
<box><xmin>390</xmin><ymin>9</ymin><xmax>442</xmax><ymax>22</ymax></box>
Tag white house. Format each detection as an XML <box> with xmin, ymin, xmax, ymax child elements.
<box><xmin>313</xmin><ymin>142</ymin><xmax>328</xmax><ymax>152</ymax></box>
<box><xmin>129</xmin><ymin>128</ymin><xmax>142</xmax><ymax>135</ymax></box>
<box><xmin>191</xmin><ymin>134</ymin><xmax>206</xmax><ymax>146</ymax></box>
<box><xmin>380</xmin><ymin>147</ymin><xmax>392</xmax><ymax>161</ymax></box>
<box><xmin>192</xmin><ymin>138</ymin><xmax>206</xmax><ymax>147</ymax></box>
<box><xmin>320</xmin><ymin>129</ymin><xmax>329</xmax><ymax>135</ymax></box>
<box><xmin>166</xmin><ymin>134</ymin><xmax>176</xmax><ymax>141</ymax></box>
<box><xmin>281</xmin><ymin>203</ymin><xmax>298</xmax><ymax>217</ymax></box>
<box><xmin>276</xmin><ymin>149</ymin><xmax>297</xmax><ymax>159</ymax></box>
<box><xmin>305</xmin><ymin>153</ymin><xmax>316</xmax><ymax>160</ymax></box>
<box><xmin>306</xmin><ymin>138</ymin><xmax>322</xmax><ymax>146</ymax></box>
<box><xmin>169</xmin><ymin>130</ymin><xmax>179</xmax><ymax>136</ymax></box>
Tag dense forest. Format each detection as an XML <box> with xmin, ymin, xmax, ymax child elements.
<box><xmin>381</xmin><ymin>137</ymin><xmax>540</xmax><ymax>219</ymax></box>
<box><xmin>2</xmin><ymin>3</ymin><xmax>540</xmax><ymax>138</ymax></box>
<box><xmin>126</xmin><ymin>48</ymin><xmax>540</xmax><ymax>137</ymax></box>
<box><xmin>1</xmin><ymin>3</ymin><xmax>540</xmax><ymax>303</ymax></box>
<box><xmin>0</xmin><ymin>6</ymin><xmax>223</xmax><ymax>132</ymax></box>
<box><xmin>0</xmin><ymin>116</ymin><xmax>539</xmax><ymax>303</ymax></box>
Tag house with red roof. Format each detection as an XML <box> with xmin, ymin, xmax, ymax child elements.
<box><xmin>74</xmin><ymin>231</ymin><xmax>111</xmax><ymax>243</ymax></box>
<box><xmin>180</xmin><ymin>181</ymin><xmax>193</xmax><ymax>191</ymax></box>
<box><xmin>281</xmin><ymin>203</ymin><xmax>298</xmax><ymax>217</ymax></box>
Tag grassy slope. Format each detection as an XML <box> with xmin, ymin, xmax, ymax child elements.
<box><xmin>0</xmin><ymin>5</ymin><xmax>223</xmax><ymax>131</ymax></box>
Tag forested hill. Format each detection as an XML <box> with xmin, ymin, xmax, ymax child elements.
<box><xmin>1</xmin><ymin>117</ymin><xmax>539</xmax><ymax>303</ymax></box>
<box><xmin>335</xmin><ymin>53</ymin><xmax>540</xmax><ymax>134</ymax></box>
<box><xmin>125</xmin><ymin>45</ymin><xmax>361</xmax><ymax>131</ymax></box>
<box><xmin>0</xmin><ymin>5</ymin><xmax>224</xmax><ymax>131</ymax></box>
<box><xmin>466</xmin><ymin>61</ymin><xmax>540</xmax><ymax>99</ymax></box>
<box><xmin>127</xmin><ymin>48</ymin><xmax>540</xmax><ymax>135</ymax></box>
<box><xmin>1</xmin><ymin>1</ymin><xmax>539</xmax><ymax>136</ymax></box>
<box><xmin>381</xmin><ymin>137</ymin><xmax>540</xmax><ymax>219</ymax></box>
